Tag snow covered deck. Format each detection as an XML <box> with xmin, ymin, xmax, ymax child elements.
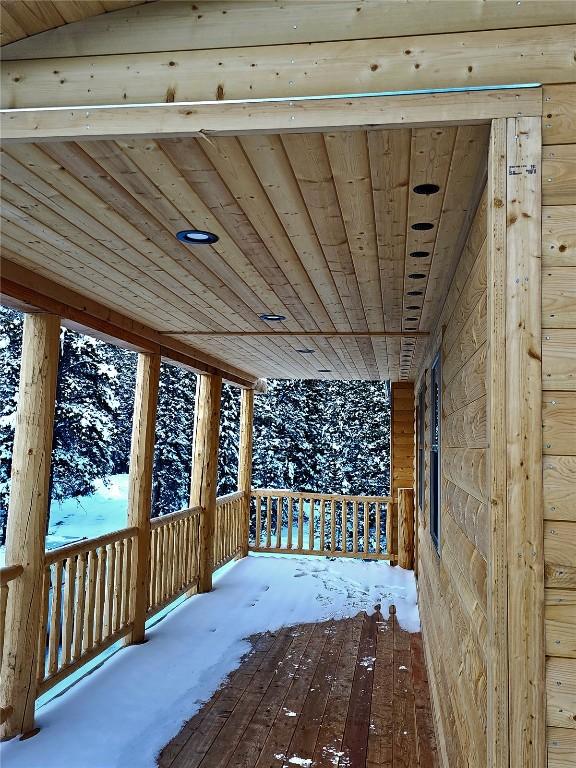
<box><xmin>1</xmin><ymin>555</ymin><xmax>430</xmax><ymax>768</ymax></box>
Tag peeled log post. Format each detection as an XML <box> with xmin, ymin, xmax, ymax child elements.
<box><xmin>190</xmin><ymin>374</ymin><xmax>222</xmax><ymax>593</ymax></box>
<box><xmin>1</xmin><ymin>314</ymin><xmax>60</xmax><ymax>740</ymax></box>
<box><xmin>125</xmin><ymin>353</ymin><xmax>160</xmax><ymax>645</ymax></box>
<box><xmin>397</xmin><ymin>488</ymin><xmax>415</xmax><ymax>570</ymax></box>
<box><xmin>237</xmin><ymin>389</ymin><xmax>254</xmax><ymax>558</ymax></box>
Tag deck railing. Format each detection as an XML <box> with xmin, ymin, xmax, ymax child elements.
<box><xmin>148</xmin><ymin>506</ymin><xmax>201</xmax><ymax>618</ymax></box>
<box><xmin>0</xmin><ymin>564</ymin><xmax>24</xmax><ymax>724</ymax></box>
<box><xmin>213</xmin><ymin>491</ymin><xmax>245</xmax><ymax>570</ymax></box>
<box><xmin>249</xmin><ymin>489</ymin><xmax>393</xmax><ymax>559</ymax></box>
<box><xmin>38</xmin><ymin>527</ymin><xmax>138</xmax><ymax>695</ymax></box>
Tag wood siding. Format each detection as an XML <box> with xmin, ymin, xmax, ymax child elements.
<box><xmin>414</xmin><ymin>190</ymin><xmax>489</xmax><ymax>767</ymax></box>
<box><xmin>542</xmin><ymin>83</ymin><xmax>576</xmax><ymax>768</ymax></box>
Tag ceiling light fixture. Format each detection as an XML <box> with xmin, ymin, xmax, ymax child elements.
<box><xmin>411</xmin><ymin>222</ymin><xmax>434</xmax><ymax>231</ymax></box>
<box><xmin>258</xmin><ymin>313</ymin><xmax>286</xmax><ymax>322</ymax></box>
<box><xmin>318</xmin><ymin>369</ymin><xmax>332</xmax><ymax>373</ymax></box>
<box><xmin>176</xmin><ymin>229</ymin><xmax>219</xmax><ymax>244</ymax></box>
<box><xmin>407</xmin><ymin>290</ymin><xmax>423</xmax><ymax>296</ymax></box>
<box><xmin>408</xmin><ymin>273</ymin><xmax>426</xmax><ymax>279</ymax></box>
<box><xmin>296</xmin><ymin>348</ymin><xmax>316</xmax><ymax>354</ymax></box>
<box><xmin>406</xmin><ymin>305</ymin><xmax>421</xmax><ymax>310</ymax></box>
<box><xmin>413</xmin><ymin>183</ymin><xmax>440</xmax><ymax>195</ymax></box>
<box><xmin>410</xmin><ymin>251</ymin><xmax>430</xmax><ymax>258</ymax></box>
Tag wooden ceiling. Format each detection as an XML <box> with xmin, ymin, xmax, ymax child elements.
<box><xmin>0</xmin><ymin>1</ymin><xmax>149</xmax><ymax>46</ymax></box>
<box><xmin>0</xmin><ymin>124</ymin><xmax>489</xmax><ymax>381</ymax></box>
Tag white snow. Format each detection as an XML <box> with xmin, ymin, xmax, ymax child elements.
<box><xmin>0</xmin><ymin>553</ymin><xmax>418</xmax><ymax>768</ymax></box>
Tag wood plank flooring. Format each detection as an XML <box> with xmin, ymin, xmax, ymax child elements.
<box><xmin>158</xmin><ymin>607</ymin><xmax>437</xmax><ymax>768</ymax></box>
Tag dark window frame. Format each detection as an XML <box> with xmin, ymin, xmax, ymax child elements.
<box><xmin>430</xmin><ymin>352</ymin><xmax>441</xmax><ymax>551</ymax></box>
<box><xmin>417</xmin><ymin>383</ymin><xmax>426</xmax><ymax>513</ymax></box>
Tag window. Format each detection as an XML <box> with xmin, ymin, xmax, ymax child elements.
<box><xmin>430</xmin><ymin>352</ymin><xmax>441</xmax><ymax>550</ymax></box>
<box><xmin>417</xmin><ymin>383</ymin><xmax>426</xmax><ymax>512</ymax></box>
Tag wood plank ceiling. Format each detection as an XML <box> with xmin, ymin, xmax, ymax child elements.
<box><xmin>0</xmin><ymin>0</ymin><xmax>149</xmax><ymax>46</ymax></box>
<box><xmin>0</xmin><ymin>125</ymin><xmax>489</xmax><ymax>381</ymax></box>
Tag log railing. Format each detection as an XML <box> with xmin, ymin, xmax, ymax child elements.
<box><xmin>38</xmin><ymin>527</ymin><xmax>138</xmax><ymax>695</ymax></box>
<box><xmin>213</xmin><ymin>491</ymin><xmax>245</xmax><ymax>570</ymax></box>
<box><xmin>0</xmin><ymin>564</ymin><xmax>24</xmax><ymax>724</ymax></box>
<box><xmin>249</xmin><ymin>489</ymin><xmax>393</xmax><ymax>559</ymax></box>
<box><xmin>148</xmin><ymin>506</ymin><xmax>202</xmax><ymax>617</ymax></box>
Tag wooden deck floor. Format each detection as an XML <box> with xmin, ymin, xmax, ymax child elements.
<box><xmin>157</xmin><ymin>606</ymin><xmax>437</xmax><ymax>768</ymax></box>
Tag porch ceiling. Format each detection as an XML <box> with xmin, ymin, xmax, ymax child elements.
<box><xmin>0</xmin><ymin>125</ymin><xmax>489</xmax><ymax>380</ymax></box>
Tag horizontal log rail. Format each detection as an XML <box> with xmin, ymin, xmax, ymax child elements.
<box><xmin>148</xmin><ymin>506</ymin><xmax>202</xmax><ymax>618</ymax></box>
<box><xmin>38</xmin><ymin>527</ymin><xmax>138</xmax><ymax>695</ymax></box>
<box><xmin>249</xmin><ymin>489</ymin><xmax>393</xmax><ymax>560</ymax></box>
<box><xmin>214</xmin><ymin>491</ymin><xmax>245</xmax><ymax>570</ymax></box>
<box><xmin>0</xmin><ymin>564</ymin><xmax>24</xmax><ymax>725</ymax></box>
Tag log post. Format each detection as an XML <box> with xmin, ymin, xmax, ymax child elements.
<box><xmin>190</xmin><ymin>374</ymin><xmax>222</xmax><ymax>593</ymax></box>
<box><xmin>238</xmin><ymin>388</ymin><xmax>254</xmax><ymax>558</ymax></box>
<box><xmin>397</xmin><ymin>488</ymin><xmax>415</xmax><ymax>570</ymax></box>
<box><xmin>388</xmin><ymin>382</ymin><xmax>415</xmax><ymax>565</ymax></box>
<box><xmin>125</xmin><ymin>353</ymin><xmax>160</xmax><ymax>645</ymax></box>
<box><xmin>0</xmin><ymin>314</ymin><xmax>60</xmax><ymax>741</ymax></box>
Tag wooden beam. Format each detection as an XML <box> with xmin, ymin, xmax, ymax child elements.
<box><xmin>237</xmin><ymin>388</ymin><xmax>254</xmax><ymax>558</ymax></box>
<box><xmin>2</xmin><ymin>25</ymin><xmax>570</xmax><ymax>111</ymax></box>
<box><xmin>486</xmin><ymin>116</ymin><xmax>509</xmax><ymax>768</ymax></box>
<box><xmin>189</xmin><ymin>374</ymin><xmax>222</xmax><ymax>593</ymax></box>
<box><xmin>0</xmin><ymin>88</ymin><xmax>543</xmax><ymax>144</ymax></box>
<box><xmin>389</xmin><ymin>382</ymin><xmax>415</xmax><ymax>565</ymax></box>
<box><xmin>505</xmin><ymin>115</ymin><xmax>545</xmax><ymax>768</ymax></box>
<box><xmin>126</xmin><ymin>353</ymin><xmax>160</xmax><ymax>644</ymax></box>
<box><xmin>163</xmin><ymin>331</ymin><xmax>430</xmax><ymax>338</ymax></box>
<box><xmin>0</xmin><ymin>313</ymin><xmax>60</xmax><ymax>740</ymax></box>
<box><xmin>4</xmin><ymin>1</ymin><xmax>575</xmax><ymax>60</ymax></box>
<box><xmin>397</xmin><ymin>488</ymin><xmax>415</xmax><ymax>570</ymax></box>
<box><xmin>0</xmin><ymin>258</ymin><xmax>258</xmax><ymax>389</ymax></box>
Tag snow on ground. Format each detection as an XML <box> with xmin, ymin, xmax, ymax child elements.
<box><xmin>0</xmin><ymin>474</ymin><xmax>129</xmax><ymax>566</ymax></box>
<box><xmin>0</xmin><ymin>553</ymin><xmax>418</xmax><ymax>768</ymax></box>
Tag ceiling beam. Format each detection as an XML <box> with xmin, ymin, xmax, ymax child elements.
<box><xmin>0</xmin><ymin>87</ymin><xmax>543</xmax><ymax>144</ymax></box>
<box><xmin>161</xmin><ymin>331</ymin><xmax>430</xmax><ymax>338</ymax></box>
<box><xmin>0</xmin><ymin>258</ymin><xmax>259</xmax><ymax>389</ymax></box>
<box><xmin>2</xmin><ymin>24</ymin><xmax>570</xmax><ymax>112</ymax></box>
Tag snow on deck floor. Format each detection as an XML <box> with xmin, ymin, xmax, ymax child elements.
<box><xmin>1</xmin><ymin>554</ymin><xmax>419</xmax><ymax>768</ymax></box>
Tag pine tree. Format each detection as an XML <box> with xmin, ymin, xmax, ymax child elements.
<box><xmin>217</xmin><ymin>383</ymin><xmax>240</xmax><ymax>495</ymax></box>
<box><xmin>107</xmin><ymin>346</ymin><xmax>137</xmax><ymax>475</ymax></box>
<box><xmin>152</xmin><ymin>362</ymin><xmax>196</xmax><ymax>517</ymax></box>
<box><xmin>0</xmin><ymin>307</ymin><xmax>23</xmax><ymax>543</ymax></box>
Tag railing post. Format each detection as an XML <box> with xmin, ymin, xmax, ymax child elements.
<box><xmin>1</xmin><ymin>313</ymin><xmax>60</xmax><ymax>741</ymax></box>
<box><xmin>190</xmin><ymin>374</ymin><xmax>222</xmax><ymax>594</ymax></box>
<box><xmin>125</xmin><ymin>353</ymin><xmax>160</xmax><ymax>645</ymax></box>
<box><xmin>397</xmin><ymin>488</ymin><xmax>415</xmax><ymax>570</ymax></box>
<box><xmin>238</xmin><ymin>388</ymin><xmax>254</xmax><ymax>558</ymax></box>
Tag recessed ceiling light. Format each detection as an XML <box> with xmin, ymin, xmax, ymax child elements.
<box><xmin>407</xmin><ymin>290</ymin><xmax>423</xmax><ymax>296</ymax></box>
<box><xmin>408</xmin><ymin>273</ymin><xmax>426</xmax><ymax>279</ymax></box>
<box><xmin>405</xmin><ymin>317</ymin><xmax>419</xmax><ymax>321</ymax></box>
<box><xmin>406</xmin><ymin>305</ymin><xmax>420</xmax><ymax>310</ymax></box>
<box><xmin>296</xmin><ymin>348</ymin><xmax>315</xmax><ymax>354</ymax></box>
<box><xmin>176</xmin><ymin>229</ymin><xmax>219</xmax><ymax>244</ymax></box>
<box><xmin>318</xmin><ymin>369</ymin><xmax>332</xmax><ymax>373</ymax></box>
<box><xmin>413</xmin><ymin>183</ymin><xmax>440</xmax><ymax>195</ymax></box>
<box><xmin>259</xmin><ymin>313</ymin><xmax>286</xmax><ymax>322</ymax></box>
<box><xmin>411</xmin><ymin>222</ymin><xmax>434</xmax><ymax>231</ymax></box>
<box><xmin>410</xmin><ymin>251</ymin><xmax>430</xmax><ymax>258</ymax></box>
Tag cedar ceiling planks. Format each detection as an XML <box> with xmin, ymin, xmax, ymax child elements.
<box><xmin>0</xmin><ymin>125</ymin><xmax>489</xmax><ymax>381</ymax></box>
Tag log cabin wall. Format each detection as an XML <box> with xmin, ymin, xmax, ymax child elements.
<box><xmin>541</xmin><ymin>83</ymin><xmax>576</xmax><ymax>768</ymax></box>
<box><xmin>414</xmin><ymin>189</ymin><xmax>489</xmax><ymax>767</ymax></box>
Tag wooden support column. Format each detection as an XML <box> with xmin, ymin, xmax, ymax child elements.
<box><xmin>388</xmin><ymin>382</ymin><xmax>415</xmax><ymax>564</ymax></box>
<box><xmin>397</xmin><ymin>488</ymin><xmax>415</xmax><ymax>570</ymax></box>
<box><xmin>190</xmin><ymin>374</ymin><xmax>222</xmax><ymax>594</ymax></box>
<box><xmin>487</xmin><ymin>116</ymin><xmax>544</xmax><ymax>768</ymax></box>
<box><xmin>126</xmin><ymin>353</ymin><xmax>160</xmax><ymax>645</ymax></box>
<box><xmin>238</xmin><ymin>388</ymin><xmax>254</xmax><ymax>558</ymax></box>
<box><xmin>0</xmin><ymin>314</ymin><xmax>60</xmax><ymax>741</ymax></box>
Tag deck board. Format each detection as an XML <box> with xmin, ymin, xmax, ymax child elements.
<box><xmin>158</xmin><ymin>609</ymin><xmax>438</xmax><ymax>768</ymax></box>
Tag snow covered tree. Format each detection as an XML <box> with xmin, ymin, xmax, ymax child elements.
<box><xmin>50</xmin><ymin>329</ymin><xmax>119</xmax><ymax>502</ymax></box>
<box><xmin>0</xmin><ymin>307</ymin><xmax>23</xmax><ymax>543</ymax></box>
<box><xmin>152</xmin><ymin>362</ymin><xmax>196</xmax><ymax>517</ymax></box>
<box><xmin>218</xmin><ymin>383</ymin><xmax>240</xmax><ymax>495</ymax></box>
<box><xmin>107</xmin><ymin>346</ymin><xmax>137</xmax><ymax>475</ymax></box>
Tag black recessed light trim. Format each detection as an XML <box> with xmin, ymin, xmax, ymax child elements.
<box><xmin>406</xmin><ymin>305</ymin><xmax>420</xmax><ymax>310</ymax></box>
<box><xmin>413</xmin><ymin>183</ymin><xmax>440</xmax><ymax>196</ymax></box>
<box><xmin>177</xmin><ymin>229</ymin><xmax>219</xmax><ymax>244</ymax></box>
<box><xmin>258</xmin><ymin>313</ymin><xmax>286</xmax><ymax>322</ymax></box>
<box><xmin>296</xmin><ymin>348</ymin><xmax>315</xmax><ymax>354</ymax></box>
<box><xmin>411</xmin><ymin>222</ymin><xmax>434</xmax><ymax>231</ymax></box>
<box><xmin>408</xmin><ymin>273</ymin><xmax>426</xmax><ymax>280</ymax></box>
<box><xmin>405</xmin><ymin>317</ymin><xmax>419</xmax><ymax>321</ymax></box>
<box><xmin>407</xmin><ymin>290</ymin><xmax>423</xmax><ymax>296</ymax></box>
<box><xmin>318</xmin><ymin>369</ymin><xmax>332</xmax><ymax>373</ymax></box>
<box><xmin>410</xmin><ymin>251</ymin><xmax>430</xmax><ymax>259</ymax></box>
